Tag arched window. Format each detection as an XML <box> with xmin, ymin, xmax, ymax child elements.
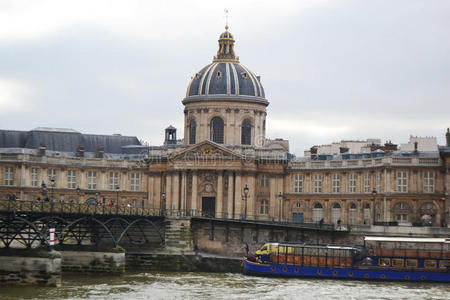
<box><xmin>210</xmin><ymin>117</ymin><xmax>224</xmax><ymax>144</ymax></box>
<box><xmin>349</xmin><ymin>203</ymin><xmax>357</xmax><ymax>224</ymax></box>
<box><xmin>189</xmin><ymin>119</ymin><xmax>196</xmax><ymax>144</ymax></box>
<box><xmin>241</xmin><ymin>119</ymin><xmax>251</xmax><ymax>145</ymax></box>
<box><xmin>260</xmin><ymin>199</ymin><xmax>269</xmax><ymax>215</ymax></box>
<box><xmin>312</xmin><ymin>202</ymin><xmax>323</xmax><ymax>223</ymax></box>
<box><xmin>331</xmin><ymin>203</ymin><xmax>341</xmax><ymax>225</ymax></box>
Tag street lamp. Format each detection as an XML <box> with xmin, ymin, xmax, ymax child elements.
<box><xmin>76</xmin><ymin>186</ymin><xmax>81</xmax><ymax>203</ymax></box>
<box><xmin>41</xmin><ymin>181</ymin><xmax>47</xmax><ymax>199</ymax></box>
<box><xmin>278</xmin><ymin>192</ymin><xmax>284</xmax><ymax>222</ymax></box>
<box><xmin>243</xmin><ymin>184</ymin><xmax>249</xmax><ymax>220</ymax></box>
<box><xmin>115</xmin><ymin>185</ymin><xmax>120</xmax><ymax>214</ymax></box>
<box><xmin>50</xmin><ymin>178</ymin><xmax>55</xmax><ymax>202</ymax></box>
<box><xmin>372</xmin><ymin>189</ymin><xmax>377</xmax><ymax>225</ymax></box>
<box><xmin>95</xmin><ymin>191</ymin><xmax>99</xmax><ymax>205</ymax></box>
<box><xmin>161</xmin><ymin>191</ymin><xmax>166</xmax><ymax>216</ymax></box>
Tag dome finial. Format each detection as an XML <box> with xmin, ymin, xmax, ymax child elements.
<box><xmin>214</xmin><ymin>9</ymin><xmax>239</xmax><ymax>63</ymax></box>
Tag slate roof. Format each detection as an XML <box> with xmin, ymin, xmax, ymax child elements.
<box><xmin>0</xmin><ymin>128</ymin><xmax>141</xmax><ymax>154</ymax></box>
<box><xmin>185</xmin><ymin>62</ymin><xmax>266</xmax><ymax>101</ymax></box>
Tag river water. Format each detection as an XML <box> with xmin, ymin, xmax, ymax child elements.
<box><xmin>1</xmin><ymin>272</ymin><xmax>449</xmax><ymax>300</ymax></box>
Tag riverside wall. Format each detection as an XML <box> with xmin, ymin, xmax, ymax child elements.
<box><xmin>0</xmin><ymin>249</ymin><xmax>61</xmax><ymax>287</ymax></box>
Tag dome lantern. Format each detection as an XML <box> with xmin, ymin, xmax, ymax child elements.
<box><xmin>214</xmin><ymin>26</ymin><xmax>239</xmax><ymax>63</ymax></box>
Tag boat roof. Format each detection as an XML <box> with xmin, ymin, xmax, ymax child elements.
<box><xmin>365</xmin><ymin>236</ymin><xmax>450</xmax><ymax>243</ymax></box>
<box><xmin>265</xmin><ymin>242</ymin><xmax>357</xmax><ymax>250</ymax></box>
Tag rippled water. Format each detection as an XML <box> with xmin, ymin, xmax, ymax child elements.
<box><xmin>1</xmin><ymin>272</ymin><xmax>449</xmax><ymax>300</ymax></box>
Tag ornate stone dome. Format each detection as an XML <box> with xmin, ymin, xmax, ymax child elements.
<box><xmin>184</xmin><ymin>27</ymin><xmax>266</xmax><ymax>102</ymax></box>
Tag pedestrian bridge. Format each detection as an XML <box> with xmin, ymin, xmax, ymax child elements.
<box><xmin>0</xmin><ymin>199</ymin><xmax>344</xmax><ymax>250</ymax></box>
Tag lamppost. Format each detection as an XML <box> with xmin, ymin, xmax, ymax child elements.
<box><xmin>278</xmin><ymin>192</ymin><xmax>284</xmax><ymax>222</ymax></box>
<box><xmin>41</xmin><ymin>180</ymin><xmax>47</xmax><ymax>199</ymax></box>
<box><xmin>242</xmin><ymin>184</ymin><xmax>249</xmax><ymax>220</ymax></box>
<box><xmin>372</xmin><ymin>189</ymin><xmax>377</xmax><ymax>225</ymax></box>
<box><xmin>95</xmin><ymin>191</ymin><xmax>99</xmax><ymax>205</ymax></box>
<box><xmin>115</xmin><ymin>185</ymin><xmax>120</xmax><ymax>214</ymax></box>
<box><xmin>76</xmin><ymin>186</ymin><xmax>81</xmax><ymax>203</ymax></box>
<box><xmin>50</xmin><ymin>178</ymin><xmax>55</xmax><ymax>202</ymax></box>
<box><xmin>161</xmin><ymin>191</ymin><xmax>166</xmax><ymax>216</ymax></box>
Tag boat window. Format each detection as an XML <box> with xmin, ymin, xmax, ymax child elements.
<box><xmin>439</xmin><ymin>260</ymin><xmax>450</xmax><ymax>269</ymax></box>
<box><xmin>406</xmin><ymin>259</ymin><xmax>418</xmax><ymax>268</ymax></box>
<box><xmin>260</xmin><ymin>246</ymin><xmax>267</xmax><ymax>252</ymax></box>
<box><xmin>424</xmin><ymin>260</ymin><xmax>436</xmax><ymax>269</ymax></box>
<box><xmin>392</xmin><ymin>258</ymin><xmax>404</xmax><ymax>267</ymax></box>
<box><xmin>379</xmin><ymin>258</ymin><xmax>391</xmax><ymax>267</ymax></box>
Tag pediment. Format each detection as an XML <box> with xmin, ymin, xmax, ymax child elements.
<box><xmin>171</xmin><ymin>140</ymin><xmax>244</xmax><ymax>161</ymax></box>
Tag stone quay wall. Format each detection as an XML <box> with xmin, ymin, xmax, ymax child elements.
<box><xmin>0</xmin><ymin>249</ymin><xmax>61</xmax><ymax>287</ymax></box>
<box><xmin>60</xmin><ymin>251</ymin><xmax>125</xmax><ymax>275</ymax></box>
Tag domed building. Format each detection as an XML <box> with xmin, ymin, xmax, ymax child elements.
<box><xmin>182</xmin><ymin>26</ymin><xmax>268</xmax><ymax>146</ymax></box>
<box><xmin>0</xmin><ymin>27</ymin><xmax>448</xmax><ymax>229</ymax></box>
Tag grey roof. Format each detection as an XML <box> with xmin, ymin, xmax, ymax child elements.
<box><xmin>0</xmin><ymin>128</ymin><xmax>141</xmax><ymax>154</ymax></box>
<box><xmin>185</xmin><ymin>62</ymin><xmax>266</xmax><ymax>100</ymax></box>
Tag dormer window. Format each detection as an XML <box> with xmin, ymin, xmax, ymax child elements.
<box><xmin>195</xmin><ymin>73</ymin><xmax>200</xmax><ymax>79</ymax></box>
<box><xmin>216</xmin><ymin>71</ymin><xmax>222</xmax><ymax>79</ymax></box>
<box><xmin>241</xmin><ymin>72</ymin><xmax>247</xmax><ymax>79</ymax></box>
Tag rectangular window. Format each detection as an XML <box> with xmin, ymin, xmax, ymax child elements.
<box><xmin>109</xmin><ymin>172</ymin><xmax>119</xmax><ymax>190</ymax></box>
<box><xmin>379</xmin><ymin>258</ymin><xmax>391</xmax><ymax>267</ymax></box>
<box><xmin>313</xmin><ymin>174</ymin><xmax>323</xmax><ymax>193</ymax></box>
<box><xmin>48</xmin><ymin>168</ymin><xmax>57</xmax><ymax>186</ymax></box>
<box><xmin>67</xmin><ymin>170</ymin><xmax>77</xmax><ymax>189</ymax></box>
<box><xmin>31</xmin><ymin>168</ymin><xmax>39</xmax><ymax>187</ymax></box>
<box><xmin>130</xmin><ymin>173</ymin><xmax>141</xmax><ymax>191</ymax></box>
<box><xmin>439</xmin><ymin>260</ymin><xmax>450</xmax><ymax>269</ymax></box>
<box><xmin>423</xmin><ymin>171</ymin><xmax>434</xmax><ymax>193</ymax></box>
<box><xmin>364</xmin><ymin>173</ymin><xmax>371</xmax><ymax>193</ymax></box>
<box><xmin>260</xmin><ymin>174</ymin><xmax>269</xmax><ymax>187</ymax></box>
<box><xmin>376</xmin><ymin>172</ymin><xmax>381</xmax><ymax>192</ymax></box>
<box><xmin>4</xmin><ymin>167</ymin><xmax>14</xmax><ymax>186</ymax></box>
<box><xmin>87</xmin><ymin>171</ymin><xmax>97</xmax><ymax>190</ymax></box>
<box><xmin>293</xmin><ymin>174</ymin><xmax>303</xmax><ymax>193</ymax></box>
<box><xmin>406</xmin><ymin>259</ymin><xmax>417</xmax><ymax>268</ymax></box>
<box><xmin>424</xmin><ymin>260</ymin><xmax>436</xmax><ymax>269</ymax></box>
<box><xmin>397</xmin><ymin>171</ymin><xmax>408</xmax><ymax>193</ymax></box>
<box><xmin>349</xmin><ymin>174</ymin><xmax>357</xmax><ymax>193</ymax></box>
<box><xmin>392</xmin><ymin>258</ymin><xmax>404</xmax><ymax>267</ymax></box>
<box><xmin>396</xmin><ymin>214</ymin><xmax>408</xmax><ymax>222</ymax></box>
<box><xmin>332</xmin><ymin>174</ymin><xmax>340</xmax><ymax>193</ymax></box>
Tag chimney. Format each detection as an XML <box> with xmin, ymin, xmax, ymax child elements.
<box><xmin>414</xmin><ymin>141</ymin><xmax>418</xmax><ymax>154</ymax></box>
<box><xmin>96</xmin><ymin>144</ymin><xmax>104</xmax><ymax>158</ymax></box>
<box><xmin>446</xmin><ymin>128</ymin><xmax>450</xmax><ymax>147</ymax></box>
<box><xmin>76</xmin><ymin>144</ymin><xmax>85</xmax><ymax>157</ymax></box>
<box><xmin>39</xmin><ymin>142</ymin><xmax>46</xmax><ymax>156</ymax></box>
<box><xmin>310</xmin><ymin>146</ymin><xmax>318</xmax><ymax>159</ymax></box>
<box><xmin>339</xmin><ymin>147</ymin><xmax>349</xmax><ymax>154</ymax></box>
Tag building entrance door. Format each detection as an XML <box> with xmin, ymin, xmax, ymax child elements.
<box><xmin>202</xmin><ymin>197</ymin><xmax>216</xmax><ymax>217</ymax></box>
<box><xmin>293</xmin><ymin>213</ymin><xmax>304</xmax><ymax>223</ymax></box>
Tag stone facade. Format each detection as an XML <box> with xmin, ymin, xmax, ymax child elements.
<box><xmin>1</xmin><ymin>27</ymin><xmax>449</xmax><ymax>229</ymax></box>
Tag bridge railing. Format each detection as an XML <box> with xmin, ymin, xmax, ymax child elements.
<box><xmin>0</xmin><ymin>199</ymin><xmax>163</xmax><ymax>217</ymax></box>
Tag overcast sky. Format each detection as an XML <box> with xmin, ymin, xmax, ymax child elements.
<box><xmin>0</xmin><ymin>0</ymin><xmax>449</xmax><ymax>155</ymax></box>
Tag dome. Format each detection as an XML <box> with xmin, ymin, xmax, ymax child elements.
<box><xmin>185</xmin><ymin>62</ymin><xmax>265</xmax><ymax>100</ymax></box>
<box><xmin>184</xmin><ymin>27</ymin><xmax>267</xmax><ymax>102</ymax></box>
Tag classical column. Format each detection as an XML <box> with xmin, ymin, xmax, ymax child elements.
<box><xmin>166</xmin><ymin>174</ymin><xmax>172</xmax><ymax>210</ymax></box>
<box><xmin>148</xmin><ymin>176</ymin><xmax>154</xmax><ymax>208</ymax></box>
<box><xmin>248</xmin><ymin>175</ymin><xmax>256</xmax><ymax>220</ymax></box>
<box><xmin>154</xmin><ymin>175</ymin><xmax>161</xmax><ymax>209</ymax></box>
<box><xmin>234</xmin><ymin>173</ymin><xmax>242</xmax><ymax>219</ymax></box>
<box><xmin>191</xmin><ymin>171</ymin><xmax>198</xmax><ymax>213</ymax></box>
<box><xmin>227</xmin><ymin>172</ymin><xmax>234</xmax><ymax>219</ymax></box>
<box><xmin>216</xmin><ymin>171</ymin><xmax>223</xmax><ymax>218</ymax></box>
<box><xmin>172</xmin><ymin>172</ymin><xmax>180</xmax><ymax>210</ymax></box>
<box><xmin>181</xmin><ymin>171</ymin><xmax>187</xmax><ymax>211</ymax></box>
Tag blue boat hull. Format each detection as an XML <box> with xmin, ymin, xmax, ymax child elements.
<box><xmin>243</xmin><ymin>260</ymin><xmax>450</xmax><ymax>283</ymax></box>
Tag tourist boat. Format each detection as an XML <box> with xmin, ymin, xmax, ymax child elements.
<box><xmin>243</xmin><ymin>237</ymin><xmax>450</xmax><ymax>282</ymax></box>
